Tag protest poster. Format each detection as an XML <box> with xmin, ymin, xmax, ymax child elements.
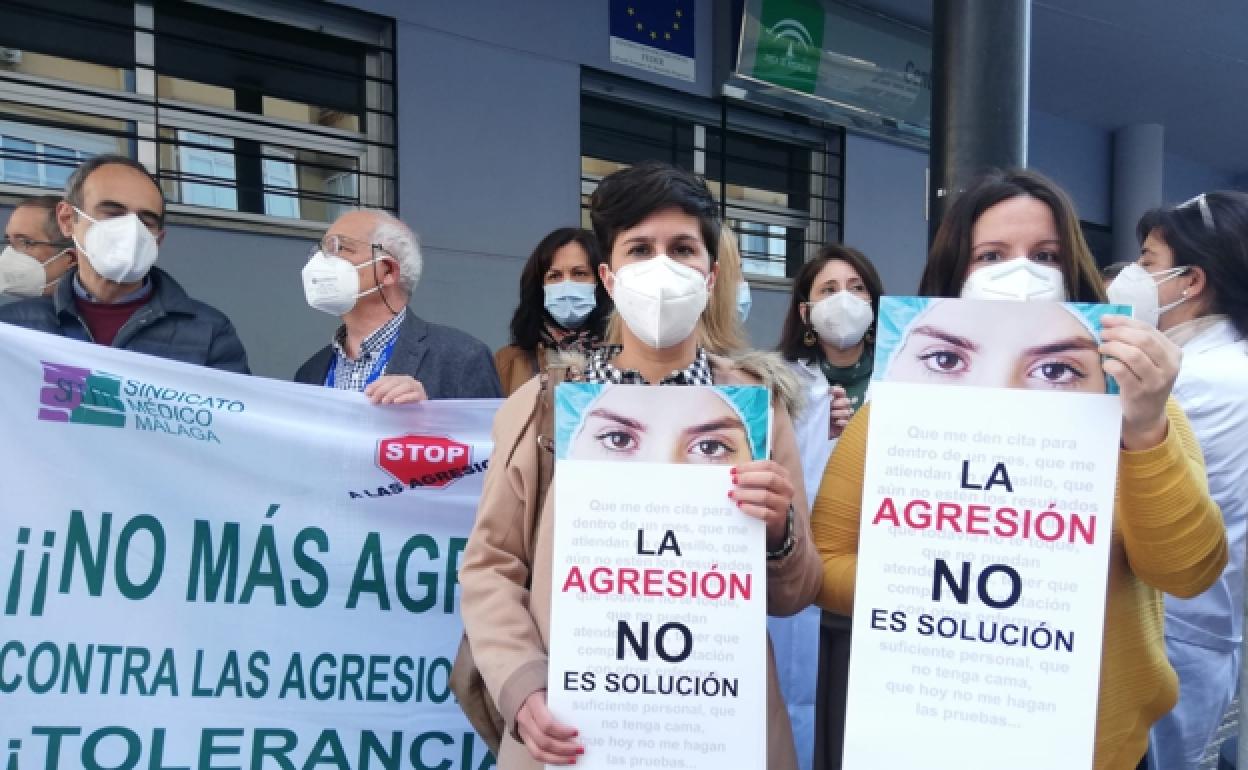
<box><xmin>546</xmin><ymin>383</ymin><xmax>769</xmax><ymax>770</ymax></box>
<box><xmin>841</xmin><ymin>297</ymin><xmax>1128</xmax><ymax>770</ymax></box>
<box><xmin>0</xmin><ymin>323</ymin><xmax>499</xmax><ymax>770</ymax></box>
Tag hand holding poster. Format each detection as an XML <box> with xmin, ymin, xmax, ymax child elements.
<box><xmin>0</xmin><ymin>324</ymin><xmax>498</xmax><ymax>770</ymax></box>
<box><xmin>841</xmin><ymin>298</ymin><xmax>1127</xmax><ymax>770</ymax></box>
<box><xmin>546</xmin><ymin>384</ymin><xmax>769</xmax><ymax>770</ymax></box>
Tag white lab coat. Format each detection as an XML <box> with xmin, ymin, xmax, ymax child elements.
<box><xmin>765</xmin><ymin>359</ymin><xmax>837</xmax><ymax>770</ymax></box>
<box><xmin>790</xmin><ymin>359</ymin><xmax>836</xmax><ymax>498</ymax></box>
<box><xmin>1150</xmin><ymin>318</ymin><xmax>1248</xmax><ymax>770</ymax></box>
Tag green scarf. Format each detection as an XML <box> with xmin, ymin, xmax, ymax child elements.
<box><xmin>818</xmin><ymin>350</ymin><xmax>874</xmax><ymax>410</ymax></box>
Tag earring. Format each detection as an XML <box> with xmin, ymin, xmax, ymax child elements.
<box><xmin>803</xmin><ymin>326</ymin><xmax>817</xmax><ymax>347</ymax></box>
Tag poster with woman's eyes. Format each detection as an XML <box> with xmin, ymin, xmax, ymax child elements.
<box><xmin>547</xmin><ymin>384</ymin><xmax>771</xmax><ymax>770</ymax></box>
<box><xmin>872</xmin><ymin>296</ymin><xmax>1130</xmax><ymax>394</ymax></box>
<box><xmin>554</xmin><ymin>383</ymin><xmax>771</xmax><ymax>463</ymax></box>
<box><xmin>844</xmin><ymin>296</ymin><xmax>1127</xmax><ymax>770</ymax></box>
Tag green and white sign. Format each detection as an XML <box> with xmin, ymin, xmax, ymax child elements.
<box><xmin>750</xmin><ymin>0</ymin><xmax>825</xmax><ymax>94</ymax></box>
<box><xmin>0</xmin><ymin>323</ymin><xmax>500</xmax><ymax>770</ymax></box>
<box><xmin>737</xmin><ymin>0</ymin><xmax>931</xmax><ymax>142</ymax></box>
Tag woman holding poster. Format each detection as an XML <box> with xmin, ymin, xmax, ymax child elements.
<box><xmin>1119</xmin><ymin>192</ymin><xmax>1248</xmax><ymax>770</ymax></box>
<box><xmin>811</xmin><ymin>169</ymin><xmax>1227</xmax><ymax>770</ymax></box>
<box><xmin>460</xmin><ymin>161</ymin><xmax>822</xmax><ymax>769</ymax></box>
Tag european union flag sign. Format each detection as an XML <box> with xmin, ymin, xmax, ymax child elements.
<box><xmin>609</xmin><ymin>0</ymin><xmax>695</xmax><ymax>82</ymax></box>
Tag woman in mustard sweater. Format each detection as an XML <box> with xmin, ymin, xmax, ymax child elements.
<box><xmin>811</xmin><ymin>169</ymin><xmax>1227</xmax><ymax>770</ymax></box>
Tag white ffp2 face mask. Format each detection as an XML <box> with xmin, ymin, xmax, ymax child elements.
<box><xmin>610</xmin><ymin>255</ymin><xmax>710</xmax><ymax>349</ymax></box>
<box><xmin>960</xmin><ymin>258</ymin><xmax>1067</xmax><ymax>302</ymax></box>
<box><xmin>301</xmin><ymin>250</ymin><xmax>385</xmax><ymax>316</ymax></box>
<box><xmin>1105</xmin><ymin>264</ymin><xmax>1189</xmax><ymax>327</ymax></box>
<box><xmin>810</xmin><ymin>291</ymin><xmax>874</xmax><ymax>349</ymax></box>
<box><xmin>0</xmin><ymin>245</ymin><xmax>70</xmax><ymax>298</ymax></box>
<box><xmin>72</xmin><ymin>208</ymin><xmax>159</xmax><ymax>284</ymax></box>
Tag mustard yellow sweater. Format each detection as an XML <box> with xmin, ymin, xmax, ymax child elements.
<box><xmin>812</xmin><ymin>399</ymin><xmax>1227</xmax><ymax>770</ymax></box>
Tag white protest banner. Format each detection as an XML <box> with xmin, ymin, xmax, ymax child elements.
<box><xmin>546</xmin><ymin>384</ymin><xmax>769</xmax><ymax>770</ymax></box>
<box><xmin>0</xmin><ymin>323</ymin><xmax>500</xmax><ymax>770</ymax></box>
<box><xmin>841</xmin><ymin>297</ymin><xmax>1126</xmax><ymax>770</ymax></box>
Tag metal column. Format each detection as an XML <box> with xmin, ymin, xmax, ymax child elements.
<box><xmin>928</xmin><ymin>0</ymin><xmax>1032</xmax><ymax>242</ymax></box>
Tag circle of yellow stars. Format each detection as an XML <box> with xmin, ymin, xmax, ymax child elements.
<box><xmin>627</xmin><ymin>5</ymin><xmax>683</xmax><ymax>42</ymax></box>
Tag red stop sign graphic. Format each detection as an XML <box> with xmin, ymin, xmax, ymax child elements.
<box><xmin>377</xmin><ymin>434</ymin><xmax>471</xmax><ymax>489</ymax></box>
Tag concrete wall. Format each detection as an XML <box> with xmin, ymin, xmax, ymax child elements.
<box><xmin>1163</xmin><ymin>152</ymin><xmax>1236</xmax><ymax>205</ymax></box>
<box><xmin>1029</xmin><ymin>110</ymin><xmax>1113</xmax><ymax>226</ymax></box>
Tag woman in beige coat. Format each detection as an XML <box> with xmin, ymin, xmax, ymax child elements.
<box><xmin>459</xmin><ymin>161</ymin><xmax>823</xmax><ymax>769</ymax></box>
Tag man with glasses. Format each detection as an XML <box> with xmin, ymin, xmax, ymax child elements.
<box><xmin>294</xmin><ymin>208</ymin><xmax>500</xmax><ymax>402</ymax></box>
<box><xmin>0</xmin><ymin>154</ymin><xmax>249</xmax><ymax>373</ymax></box>
<box><xmin>0</xmin><ymin>195</ymin><xmax>77</xmax><ymax>298</ymax></box>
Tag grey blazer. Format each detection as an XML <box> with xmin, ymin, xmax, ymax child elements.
<box><xmin>293</xmin><ymin>310</ymin><xmax>502</xmax><ymax>399</ymax></box>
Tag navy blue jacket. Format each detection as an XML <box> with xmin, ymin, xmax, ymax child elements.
<box><xmin>0</xmin><ymin>267</ymin><xmax>249</xmax><ymax>374</ymax></box>
<box><xmin>294</xmin><ymin>310</ymin><xmax>502</xmax><ymax>399</ymax></box>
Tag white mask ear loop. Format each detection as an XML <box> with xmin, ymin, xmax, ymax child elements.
<box><xmin>1156</xmin><ymin>267</ymin><xmax>1193</xmax><ymax>317</ymax></box>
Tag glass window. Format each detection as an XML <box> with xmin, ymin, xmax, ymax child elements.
<box><xmin>0</xmin><ymin>120</ymin><xmax>98</xmax><ymax>187</ymax></box>
<box><xmin>2</xmin><ymin>136</ymin><xmax>40</xmax><ymax>185</ymax></box>
<box><xmin>0</xmin><ymin>0</ymin><xmax>135</xmax><ymax>74</ymax></box>
<box><xmin>43</xmin><ymin>145</ymin><xmax>78</xmax><ymax>188</ymax></box>
<box><xmin>262</xmin><ymin>149</ymin><xmax>301</xmax><ymax>219</ymax></box>
<box><xmin>0</xmin><ymin>0</ymin><xmax>395</xmax><ymax>226</ymax></box>
<box><xmin>175</xmin><ymin>131</ymin><xmax>238</xmax><ymax>211</ymax></box>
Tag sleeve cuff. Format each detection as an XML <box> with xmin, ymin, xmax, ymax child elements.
<box><xmin>499</xmin><ymin>658</ymin><xmax>549</xmax><ymax>741</ymax></box>
<box><xmin>1119</xmin><ymin>418</ymin><xmax>1185</xmax><ymax>481</ymax></box>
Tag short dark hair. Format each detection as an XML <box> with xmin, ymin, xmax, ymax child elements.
<box><xmin>778</xmin><ymin>244</ymin><xmax>885</xmax><ymax>361</ymax></box>
<box><xmin>508</xmin><ymin>227</ymin><xmax>613</xmax><ymax>349</ymax></box>
<box><xmin>65</xmin><ymin>154</ymin><xmax>165</xmax><ymax>226</ymax></box>
<box><xmin>921</xmin><ymin>168</ymin><xmax>1105</xmax><ymax>303</ymax></box>
<box><xmin>589</xmin><ymin>161</ymin><xmax>720</xmax><ymax>265</ymax></box>
<box><xmin>15</xmin><ymin>194</ymin><xmax>69</xmax><ymax>244</ymax></box>
<box><xmin>1137</xmin><ymin>191</ymin><xmax>1248</xmax><ymax>339</ymax></box>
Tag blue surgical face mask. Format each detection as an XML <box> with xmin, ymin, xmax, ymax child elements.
<box><xmin>544</xmin><ymin>280</ymin><xmax>597</xmax><ymax>329</ymax></box>
<box><xmin>737</xmin><ymin>281</ymin><xmax>752</xmax><ymax>322</ymax></box>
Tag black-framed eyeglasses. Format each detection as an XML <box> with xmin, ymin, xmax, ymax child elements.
<box><xmin>1</xmin><ymin>235</ymin><xmax>72</xmax><ymax>253</ymax></box>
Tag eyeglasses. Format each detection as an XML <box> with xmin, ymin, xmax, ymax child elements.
<box><xmin>1</xmin><ymin>235</ymin><xmax>72</xmax><ymax>253</ymax></box>
<box><xmin>318</xmin><ymin>232</ymin><xmax>388</xmax><ymax>259</ymax></box>
<box><xmin>1179</xmin><ymin>193</ymin><xmax>1215</xmax><ymax>231</ymax></box>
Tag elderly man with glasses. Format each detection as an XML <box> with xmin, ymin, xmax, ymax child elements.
<box><xmin>294</xmin><ymin>208</ymin><xmax>501</xmax><ymax>403</ymax></box>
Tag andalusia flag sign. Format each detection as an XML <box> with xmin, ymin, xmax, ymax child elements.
<box><xmin>751</xmin><ymin>0</ymin><xmax>825</xmax><ymax>94</ymax></box>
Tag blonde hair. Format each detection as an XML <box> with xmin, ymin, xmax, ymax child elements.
<box><xmin>604</xmin><ymin>225</ymin><xmax>750</xmax><ymax>355</ymax></box>
<box><xmin>700</xmin><ymin>225</ymin><xmax>749</xmax><ymax>355</ymax></box>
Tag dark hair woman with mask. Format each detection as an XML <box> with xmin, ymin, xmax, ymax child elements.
<box><xmin>494</xmin><ymin>227</ymin><xmax>612</xmax><ymax>396</ymax></box>
<box><xmin>1113</xmin><ymin>191</ymin><xmax>1248</xmax><ymax>770</ymax></box>
<box><xmin>811</xmin><ymin>169</ymin><xmax>1227</xmax><ymax>770</ymax></box>
<box><xmin>779</xmin><ymin>243</ymin><xmax>885</xmax><ymax>435</ymax></box>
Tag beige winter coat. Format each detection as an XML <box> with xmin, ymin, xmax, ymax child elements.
<box><xmin>459</xmin><ymin>352</ymin><xmax>823</xmax><ymax>769</ymax></box>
